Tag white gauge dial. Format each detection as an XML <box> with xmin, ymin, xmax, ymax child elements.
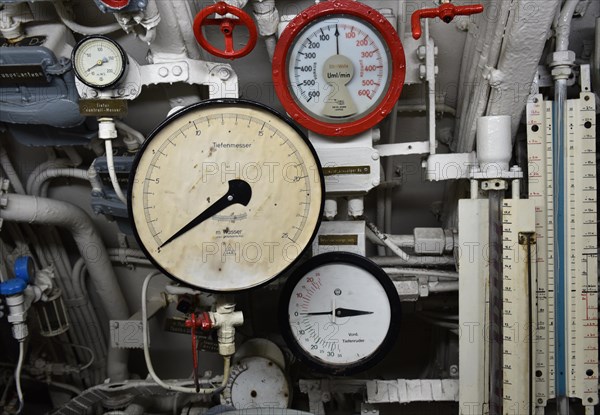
<box><xmin>281</xmin><ymin>253</ymin><xmax>400</xmax><ymax>374</ymax></box>
<box><xmin>129</xmin><ymin>100</ymin><xmax>324</xmax><ymax>292</ymax></box>
<box><xmin>72</xmin><ymin>35</ymin><xmax>127</xmax><ymax>89</ymax></box>
<box><xmin>287</xmin><ymin>16</ymin><xmax>390</xmax><ymax>123</ymax></box>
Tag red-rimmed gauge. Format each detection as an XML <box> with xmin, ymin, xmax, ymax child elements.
<box><xmin>272</xmin><ymin>0</ymin><xmax>406</xmax><ymax>137</ymax></box>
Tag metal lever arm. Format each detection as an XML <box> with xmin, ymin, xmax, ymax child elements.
<box><xmin>411</xmin><ymin>3</ymin><xmax>484</xmax><ymax>40</ymax></box>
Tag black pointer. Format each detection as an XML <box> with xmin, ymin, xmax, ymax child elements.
<box><xmin>334</xmin><ymin>24</ymin><xmax>340</xmax><ymax>55</ymax></box>
<box><xmin>301</xmin><ymin>308</ymin><xmax>373</xmax><ymax>318</ymax></box>
<box><xmin>159</xmin><ymin>179</ymin><xmax>252</xmax><ymax>248</ymax></box>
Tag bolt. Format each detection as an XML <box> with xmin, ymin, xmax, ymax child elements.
<box><xmin>172</xmin><ymin>65</ymin><xmax>183</xmax><ymax>76</ymax></box>
<box><xmin>419</xmin><ymin>65</ymin><xmax>426</xmax><ymax>79</ymax></box>
<box><xmin>449</xmin><ymin>365</ymin><xmax>458</xmax><ymax>376</ymax></box>
<box><xmin>158</xmin><ymin>67</ymin><xmax>169</xmax><ymax>77</ymax></box>
<box><xmin>117</xmin><ymin>88</ymin><xmax>125</xmax><ymax>96</ymax></box>
<box><xmin>218</xmin><ymin>67</ymin><xmax>232</xmax><ymax>81</ymax></box>
<box><xmin>371</xmin><ymin>179</ymin><xmax>380</xmax><ymax>187</ymax></box>
<box><xmin>90</xmin><ymin>90</ymin><xmax>98</xmax><ymax>98</ymax></box>
<box><xmin>417</xmin><ymin>45</ymin><xmax>427</xmax><ymax>60</ymax></box>
<box><xmin>434</xmin><ymin>66</ymin><xmax>439</xmax><ymax>76</ymax></box>
<box><xmin>112</xmin><ymin>321</ymin><xmax>119</xmax><ymax>328</ymax></box>
<box><xmin>371</xmin><ymin>152</ymin><xmax>380</xmax><ymax>161</ymax></box>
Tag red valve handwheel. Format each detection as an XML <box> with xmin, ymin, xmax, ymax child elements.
<box><xmin>411</xmin><ymin>3</ymin><xmax>484</xmax><ymax>40</ymax></box>
<box><xmin>99</xmin><ymin>0</ymin><xmax>130</xmax><ymax>9</ymax></box>
<box><xmin>193</xmin><ymin>2</ymin><xmax>258</xmax><ymax>60</ymax></box>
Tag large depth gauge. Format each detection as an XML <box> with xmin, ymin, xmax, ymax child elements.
<box><xmin>280</xmin><ymin>252</ymin><xmax>401</xmax><ymax>375</ymax></box>
<box><xmin>272</xmin><ymin>0</ymin><xmax>406</xmax><ymax>137</ymax></box>
<box><xmin>129</xmin><ymin>100</ymin><xmax>324</xmax><ymax>292</ymax></box>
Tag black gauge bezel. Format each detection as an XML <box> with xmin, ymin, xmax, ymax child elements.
<box><xmin>72</xmin><ymin>35</ymin><xmax>128</xmax><ymax>90</ymax></box>
<box><xmin>279</xmin><ymin>252</ymin><xmax>401</xmax><ymax>375</ymax></box>
<box><xmin>127</xmin><ymin>98</ymin><xmax>325</xmax><ymax>293</ymax></box>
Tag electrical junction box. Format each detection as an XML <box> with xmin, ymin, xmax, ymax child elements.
<box><xmin>312</xmin><ymin>220</ymin><xmax>366</xmax><ymax>256</ymax></box>
<box><xmin>309</xmin><ymin>130</ymin><xmax>380</xmax><ymax>196</ymax></box>
<box><xmin>0</xmin><ymin>22</ymin><xmax>84</xmax><ymax>128</ymax></box>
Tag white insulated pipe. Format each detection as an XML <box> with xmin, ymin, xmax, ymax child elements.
<box><xmin>555</xmin><ymin>0</ymin><xmax>579</xmax><ymax>52</ymax></box>
<box><xmin>476</xmin><ymin>115</ymin><xmax>512</xmax><ymax>175</ymax></box>
<box><xmin>0</xmin><ymin>146</ymin><xmax>26</xmax><ymax>195</ymax></box>
<box><xmin>0</xmin><ymin>193</ymin><xmax>130</xmax><ymax>381</ymax></box>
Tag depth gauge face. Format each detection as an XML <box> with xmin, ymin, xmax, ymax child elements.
<box><xmin>129</xmin><ymin>100</ymin><xmax>324</xmax><ymax>292</ymax></box>
<box><xmin>272</xmin><ymin>1</ymin><xmax>406</xmax><ymax>137</ymax></box>
<box><xmin>280</xmin><ymin>252</ymin><xmax>401</xmax><ymax>375</ymax></box>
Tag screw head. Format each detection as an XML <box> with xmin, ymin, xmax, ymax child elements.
<box><xmin>218</xmin><ymin>67</ymin><xmax>232</xmax><ymax>81</ymax></box>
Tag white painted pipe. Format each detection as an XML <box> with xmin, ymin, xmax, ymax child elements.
<box><xmin>371</xmin><ymin>256</ymin><xmax>455</xmax><ymax>267</ymax></box>
<box><xmin>555</xmin><ymin>0</ymin><xmax>579</xmax><ymax>52</ymax></box>
<box><xmin>26</xmin><ymin>159</ymin><xmax>71</xmax><ymax>195</ymax></box>
<box><xmin>0</xmin><ymin>146</ymin><xmax>25</xmax><ymax>195</ymax></box>
<box><xmin>0</xmin><ymin>193</ymin><xmax>130</xmax><ymax>381</ymax></box>
<box><xmin>476</xmin><ymin>115</ymin><xmax>512</xmax><ymax>175</ymax></box>
<box><xmin>29</xmin><ymin>167</ymin><xmax>103</xmax><ymax>197</ymax></box>
<box><xmin>383</xmin><ymin>267</ymin><xmax>458</xmax><ymax>279</ymax></box>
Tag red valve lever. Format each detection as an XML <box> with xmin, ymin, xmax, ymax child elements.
<box><xmin>411</xmin><ymin>3</ymin><xmax>484</xmax><ymax>40</ymax></box>
<box><xmin>185</xmin><ymin>312</ymin><xmax>212</xmax><ymax>392</ymax></box>
<box><xmin>185</xmin><ymin>311</ymin><xmax>212</xmax><ymax>331</ymax></box>
<box><xmin>193</xmin><ymin>1</ymin><xmax>258</xmax><ymax>60</ymax></box>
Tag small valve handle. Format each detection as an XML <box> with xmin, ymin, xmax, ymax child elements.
<box><xmin>185</xmin><ymin>312</ymin><xmax>212</xmax><ymax>392</ymax></box>
<box><xmin>193</xmin><ymin>2</ymin><xmax>258</xmax><ymax>59</ymax></box>
<box><xmin>411</xmin><ymin>2</ymin><xmax>484</xmax><ymax>40</ymax></box>
<box><xmin>185</xmin><ymin>311</ymin><xmax>213</xmax><ymax>331</ymax></box>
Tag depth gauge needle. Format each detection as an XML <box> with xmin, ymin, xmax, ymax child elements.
<box><xmin>334</xmin><ymin>24</ymin><xmax>340</xmax><ymax>55</ymax></box>
<box><xmin>301</xmin><ymin>308</ymin><xmax>374</xmax><ymax>318</ymax></box>
<box><xmin>159</xmin><ymin>179</ymin><xmax>252</xmax><ymax>248</ymax></box>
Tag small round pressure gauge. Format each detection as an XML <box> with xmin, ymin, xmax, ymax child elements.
<box><xmin>72</xmin><ymin>35</ymin><xmax>127</xmax><ymax>89</ymax></box>
<box><xmin>129</xmin><ymin>99</ymin><xmax>324</xmax><ymax>292</ymax></box>
<box><xmin>280</xmin><ymin>252</ymin><xmax>400</xmax><ymax>375</ymax></box>
<box><xmin>272</xmin><ymin>0</ymin><xmax>406</xmax><ymax>137</ymax></box>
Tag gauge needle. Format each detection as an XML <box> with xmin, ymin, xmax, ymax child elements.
<box><xmin>334</xmin><ymin>24</ymin><xmax>340</xmax><ymax>55</ymax></box>
<box><xmin>301</xmin><ymin>308</ymin><xmax>373</xmax><ymax>318</ymax></box>
<box><xmin>86</xmin><ymin>57</ymin><xmax>108</xmax><ymax>72</ymax></box>
<box><xmin>159</xmin><ymin>179</ymin><xmax>252</xmax><ymax>248</ymax></box>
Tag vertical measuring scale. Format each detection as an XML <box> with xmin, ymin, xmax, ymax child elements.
<box><xmin>527</xmin><ymin>66</ymin><xmax>598</xmax><ymax>413</ymax></box>
<box><xmin>502</xmin><ymin>199</ymin><xmax>536</xmax><ymax>415</ymax></box>
<box><xmin>553</xmin><ymin>76</ymin><xmax>569</xmax><ymax>413</ymax></box>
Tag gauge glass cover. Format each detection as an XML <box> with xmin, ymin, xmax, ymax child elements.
<box><xmin>272</xmin><ymin>0</ymin><xmax>406</xmax><ymax>137</ymax></box>
<box><xmin>129</xmin><ymin>100</ymin><xmax>324</xmax><ymax>292</ymax></box>
<box><xmin>73</xmin><ymin>36</ymin><xmax>127</xmax><ymax>89</ymax></box>
<box><xmin>287</xmin><ymin>15</ymin><xmax>391</xmax><ymax>124</ymax></box>
<box><xmin>280</xmin><ymin>252</ymin><xmax>400</xmax><ymax>374</ymax></box>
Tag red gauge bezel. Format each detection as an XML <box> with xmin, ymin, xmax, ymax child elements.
<box><xmin>272</xmin><ymin>0</ymin><xmax>406</xmax><ymax>137</ymax></box>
